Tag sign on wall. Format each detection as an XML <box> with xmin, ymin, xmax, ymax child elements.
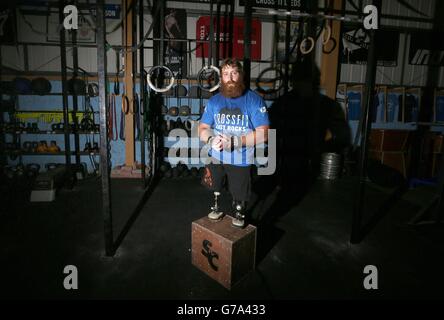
<box><xmin>177</xmin><ymin>0</ymin><xmax>230</xmax><ymax>3</ymax></box>
<box><xmin>195</xmin><ymin>16</ymin><xmax>261</xmax><ymax>61</ymax></box>
<box><xmin>164</xmin><ymin>8</ymin><xmax>187</xmax><ymax>77</ymax></box>
<box><xmin>89</xmin><ymin>4</ymin><xmax>121</xmax><ymax>20</ymax></box>
<box><xmin>340</xmin><ymin>27</ymin><xmax>399</xmax><ymax>67</ymax></box>
<box><xmin>46</xmin><ymin>11</ymin><xmax>96</xmax><ymax>43</ymax></box>
<box><xmin>239</xmin><ymin>0</ymin><xmax>306</xmax><ymax>10</ymax></box>
<box><xmin>409</xmin><ymin>32</ymin><xmax>444</xmax><ymax>66</ymax></box>
<box><xmin>46</xmin><ymin>5</ymin><xmax>121</xmax><ymax>43</ymax></box>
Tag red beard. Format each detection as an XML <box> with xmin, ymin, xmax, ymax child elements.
<box><xmin>220</xmin><ymin>79</ymin><xmax>245</xmax><ymax>98</ymax></box>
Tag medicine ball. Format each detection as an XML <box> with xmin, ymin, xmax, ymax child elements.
<box><xmin>13</xmin><ymin>77</ymin><xmax>32</xmax><ymax>94</ymax></box>
<box><xmin>168</xmin><ymin>106</ymin><xmax>179</xmax><ymax>116</ymax></box>
<box><xmin>179</xmin><ymin>105</ymin><xmax>191</xmax><ymax>116</ymax></box>
<box><xmin>31</xmin><ymin>77</ymin><xmax>52</xmax><ymax>95</ymax></box>
<box><xmin>68</xmin><ymin>78</ymin><xmax>86</xmax><ymax>95</ymax></box>
<box><xmin>175</xmin><ymin>84</ymin><xmax>188</xmax><ymax>97</ymax></box>
<box><xmin>87</xmin><ymin>83</ymin><xmax>99</xmax><ymax>97</ymax></box>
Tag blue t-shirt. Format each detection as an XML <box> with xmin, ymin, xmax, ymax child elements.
<box><xmin>200</xmin><ymin>89</ymin><xmax>269</xmax><ymax>166</ymax></box>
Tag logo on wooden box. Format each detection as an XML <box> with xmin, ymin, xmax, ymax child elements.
<box><xmin>191</xmin><ymin>215</ymin><xmax>256</xmax><ymax>289</ymax></box>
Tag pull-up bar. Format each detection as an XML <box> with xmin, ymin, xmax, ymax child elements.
<box><xmin>267</xmin><ymin>9</ymin><xmax>364</xmax><ymax>23</ymax></box>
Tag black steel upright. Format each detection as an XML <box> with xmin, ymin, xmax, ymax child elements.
<box><xmin>59</xmin><ymin>1</ymin><xmax>71</xmax><ymax>168</ymax></box>
<box><xmin>139</xmin><ymin>0</ymin><xmax>147</xmax><ymax>186</ymax></box>
<box><xmin>228</xmin><ymin>0</ymin><xmax>234</xmax><ymax>58</ymax></box>
<box><xmin>351</xmin><ymin>0</ymin><xmax>381</xmax><ymax>244</ymax></box>
<box><xmin>0</xmin><ymin>46</ymin><xmax>5</xmax><ymax>167</ymax></box>
<box><xmin>97</xmin><ymin>0</ymin><xmax>114</xmax><ymax>256</ymax></box>
<box><xmin>71</xmin><ymin>29</ymin><xmax>81</xmax><ymax>166</ymax></box>
<box><xmin>284</xmin><ymin>1</ymin><xmax>291</xmax><ymax>94</ymax></box>
<box><xmin>215</xmin><ymin>0</ymin><xmax>222</xmax><ymax>65</ymax></box>
<box><xmin>208</xmin><ymin>0</ymin><xmax>214</xmax><ymax>66</ymax></box>
<box><xmin>243</xmin><ymin>0</ymin><xmax>252</xmax><ymax>89</ymax></box>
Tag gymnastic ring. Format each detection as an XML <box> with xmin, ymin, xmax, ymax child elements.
<box><xmin>147</xmin><ymin>65</ymin><xmax>175</xmax><ymax>93</ymax></box>
<box><xmin>322</xmin><ymin>37</ymin><xmax>337</xmax><ymax>54</ymax></box>
<box><xmin>121</xmin><ymin>95</ymin><xmax>130</xmax><ymax>114</ymax></box>
<box><xmin>197</xmin><ymin>65</ymin><xmax>220</xmax><ymax>93</ymax></box>
<box><xmin>255</xmin><ymin>67</ymin><xmax>284</xmax><ymax>94</ymax></box>
<box><xmin>300</xmin><ymin>37</ymin><xmax>315</xmax><ymax>55</ymax></box>
<box><xmin>321</xmin><ymin>24</ymin><xmax>331</xmax><ymax>45</ymax></box>
<box><xmin>184</xmin><ymin>119</ymin><xmax>193</xmax><ymax>131</ymax></box>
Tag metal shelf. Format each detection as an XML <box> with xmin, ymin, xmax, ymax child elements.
<box><xmin>5</xmin><ymin>151</ymin><xmax>99</xmax><ymax>156</ymax></box>
<box><xmin>2</xmin><ymin>130</ymin><xmax>99</xmax><ymax>135</ymax></box>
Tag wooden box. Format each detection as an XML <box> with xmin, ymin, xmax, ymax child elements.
<box><xmin>369</xmin><ymin>129</ymin><xmax>412</xmax><ymax>177</ymax></box>
<box><xmin>191</xmin><ymin>215</ymin><xmax>256</xmax><ymax>290</ymax></box>
<box><xmin>369</xmin><ymin>129</ymin><xmax>410</xmax><ymax>152</ymax></box>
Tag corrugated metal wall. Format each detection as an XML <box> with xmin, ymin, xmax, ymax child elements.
<box><xmin>1</xmin><ymin>0</ymin><xmax>443</xmax><ymax>86</ymax></box>
<box><xmin>1</xmin><ymin>0</ymin><xmax>273</xmax><ymax>78</ymax></box>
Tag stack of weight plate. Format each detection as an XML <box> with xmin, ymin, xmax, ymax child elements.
<box><xmin>319</xmin><ymin>153</ymin><xmax>342</xmax><ymax>180</ymax></box>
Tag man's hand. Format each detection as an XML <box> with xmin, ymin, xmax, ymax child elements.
<box><xmin>220</xmin><ymin>134</ymin><xmax>241</xmax><ymax>151</ymax></box>
<box><xmin>209</xmin><ymin>135</ymin><xmax>224</xmax><ymax>151</ymax></box>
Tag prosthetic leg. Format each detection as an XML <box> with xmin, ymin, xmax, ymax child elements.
<box><xmin>232</xmin><ymin>200</ymin><xmax>246</xmax><ymax>228</ymax></box>
<box><xmin>208</xmin><ymin>191</ymin><xmax>224</xmax><ymax>221</ymax></box>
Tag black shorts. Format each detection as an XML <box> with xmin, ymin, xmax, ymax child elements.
<box><xmin>203</xmin><ymin>162</ymin><xmax>252</xmax><ymax>202</ymax></box>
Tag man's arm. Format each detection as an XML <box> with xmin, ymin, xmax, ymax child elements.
<box><xmin>198</xmin><ymin>122</ymin><xmax>213</xmax><ymax>144</ymax></box>
<box><xmin>199</xmin><ymin>122</ymin><xmax>223</xmax><ymax>151</ymax></box>
<box><xmin>241</xmin><ymin>125</ymin><xmax>269</xmax><ymax>147</ymax></box>
<box><xmin>220</xmin><ymin>125</ymin><xmax>269</xmax><ymax>149</ymax></box>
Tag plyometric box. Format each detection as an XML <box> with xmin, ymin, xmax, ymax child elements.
<box><xmin>191</xmin><ymin>215</ymin><xmax>256</xmax><ymax>290</ymax></box>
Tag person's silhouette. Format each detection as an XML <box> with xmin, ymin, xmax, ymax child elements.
<box><xmin>265</xmin><ymin>58</ymin><xmax>351</xmax><ymax>218</ymax></box>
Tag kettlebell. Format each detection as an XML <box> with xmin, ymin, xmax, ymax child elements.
<box><xmin>190</xmin><ymin>167</ymin><xmax>199</xmax><ymax>177</ymax></box>
<box><xmin>179</xmin><ymin>105</ymin><xmax>191</xmax><ymax>116</ymax></box>
<box><xmin>159</xmin><ymin>161</ymin><xmax>171</xmax><ymax>173</ymax></box>
<box><xmin>168</xmin><ymin>106</ymin><xmax>179</xmax><ymax>117</ymax></box>
<box><xmin>180</xmin><ymin>165</ymin><xmax>190</xmax><ymax>178</ymax></box>
<box><xmin>47</xmin><ymin>140</ymin><xmax>61</xmax><ymax>153</ymax></box>
<box><xmin>36</xmin><ymin>141</ymin><xmax>48</xmax><ymax>153</ymax></box>
<box><xmin>26</xmin><ymin>163</ymin><xmax>41</xmax><ymax>179</ymax></box>
<box><xmin>171</xmin><ymin>166</ymin><xmax>180</xmax><ymax>178</ymax></box>
<box><xmin>164</xmin><ymin>168</ymin><xmax>172</xmax><ymax>178</ymax></box>
<box><xmin>23</xmin><ymin>141</ymin><xmax>33</xmax><ymax>152</ymax></box>
<box><xmin>45</xmin><ymin>163</ymin><xmax>58</xmax><ymax>171</ymax></box>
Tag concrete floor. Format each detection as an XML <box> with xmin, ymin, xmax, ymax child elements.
<box><xmin>1</xmin><ymin>173</ymin><xmax>443</xmax><ymax>300</ymax></box>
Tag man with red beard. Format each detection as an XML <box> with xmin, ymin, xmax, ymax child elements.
<box><xmin>199</xmin><ymin>58</ymin><xmax>270</xmax><ymax>227</ymax></box>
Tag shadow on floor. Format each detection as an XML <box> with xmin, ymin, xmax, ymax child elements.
<box><xmin>249</xmin><ymin>170</ymin><xmax>313</xmax><ymax>265</ymax></box>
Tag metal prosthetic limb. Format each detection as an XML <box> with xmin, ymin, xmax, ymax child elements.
<box><xmin>232</xmin><ymin>200</ymin><xmax>246</xmax><ymax>228</ymax></box>
<box><xmin>208</xmin><ymin>191</ymin><xmax>224</xmax><ymax>221</ymax></box>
